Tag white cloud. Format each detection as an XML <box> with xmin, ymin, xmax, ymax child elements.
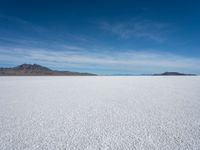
<box><xmin>0</xmin><ymin>46</ymin><xmax>200</xmax><ymax>74</ymax></box>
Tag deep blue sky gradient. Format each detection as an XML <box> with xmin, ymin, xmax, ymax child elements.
<box><xmin>0</xmin><ymin>0</ymin><xmax>200</xmax><ymax>74</ymax></box>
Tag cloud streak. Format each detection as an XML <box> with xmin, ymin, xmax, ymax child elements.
<box><xmin>100</xmin><ymin>20</ymin><xmax>171</xmax><ymax>42</ymax></box>
<box><xmin>0</xmin><ymin>46</ymin><xmax>199</xmax><ymax>74</ymax></box>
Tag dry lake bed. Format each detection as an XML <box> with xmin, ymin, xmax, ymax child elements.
<box><xmin>0</xmin><ymin>76</ymin><xmax>200</xmax><ymax>150</ymax></box>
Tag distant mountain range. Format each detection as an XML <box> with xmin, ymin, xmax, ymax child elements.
<box><xmin>0</xmin><ymin>64</ymin><xmax>97</xmax><ymax>76</ymax></box>
<box><xmin>0</xmin><ymin>64</ymin><xmax>196</xmax><ymax>76</ymax></box>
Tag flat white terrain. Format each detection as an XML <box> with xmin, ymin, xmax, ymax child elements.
<box><xmin>0</xmin><ymin>76</ymin><xmax>200</xmax><ymax>150</ymax></box>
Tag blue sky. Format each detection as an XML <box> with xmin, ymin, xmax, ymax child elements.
<box><xmin>0</xmin><ymin>0</ymin><xmax>200</xmax><ymax>74</ymax></box>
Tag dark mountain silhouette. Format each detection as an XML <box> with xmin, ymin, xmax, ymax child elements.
<box><xmin>153</xmin><ymin>72</ymin><xmax>196</xmax><ymax>76</ymax></box>
<box><xmin>0</xmin><ymin>64</ymin><xmax>97</xmax><ymax>76</ymax></box>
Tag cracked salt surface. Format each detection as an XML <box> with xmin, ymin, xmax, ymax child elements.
<box><xmin>0</xmin><ymin>76</ymin><xmax>200</xmax><ymax>150</ymax></box>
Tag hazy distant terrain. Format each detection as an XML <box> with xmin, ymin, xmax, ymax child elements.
<box><xmin>0</xmin><ymin>64</ymin><xmax>97</xmax><ymax>76</ymax></box>
<box><xmin>0</xmin><ymin>76</ymin><xmax>200</xmax><ymax>150</ymax></box>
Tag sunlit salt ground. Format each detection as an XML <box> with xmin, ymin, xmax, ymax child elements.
<box><xmin>0</xmin><ymin>77</ymin><xmax>200</xmax><ymax>150</ymax></box>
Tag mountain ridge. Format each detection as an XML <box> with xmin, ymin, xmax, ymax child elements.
<box><xmin>0</xmin><ymin>64</ymin><xmax>97</xmax><ymax>76</ymax></box>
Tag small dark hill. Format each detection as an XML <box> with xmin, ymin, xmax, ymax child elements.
<box><xmin>153</xmin><ymin>72</ymin><xmax>196</xmax><ymax>76</ymax></box>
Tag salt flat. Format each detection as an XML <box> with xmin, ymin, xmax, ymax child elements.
<box><xmin>0</xmin><ymin>76</ymin><xmax>200</xmax><ymax>150</ymax></box>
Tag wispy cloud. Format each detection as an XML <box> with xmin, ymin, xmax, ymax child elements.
<box><xmin>0</xmin><ymin>16</ymin><xmax>197</xmax><ymax>74</ymax></box>
<box><xmin>0</xmin><ymin>46</ymin><xmax>199</xmax><ymax>74</ymax></box>
<box><xmin>0</xmin><ymin>15</ymin><xmax>92</xmax><ymax>47</ymax></box>
<box><xmin>100</xmin><ymin>19</ymin><xmax>171</xmax><ymax>42</ymax></box>
<box><xmin>0</xmin><ymin>15</ymin><xmax>45</xmax><ymax>36</ymax></box>
<box><xmin>0</xmin><ymin>15</ymin><xmax>29</xmax><ymax>24</ymax></box>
